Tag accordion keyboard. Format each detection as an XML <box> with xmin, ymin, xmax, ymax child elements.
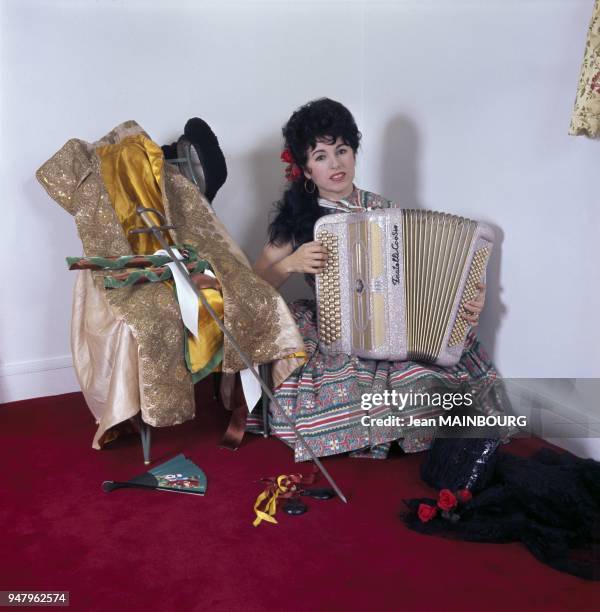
<box><xmin>316</xmin><ymin>229</ymin><xmax>342</xmax><ymax>345</ymax></box>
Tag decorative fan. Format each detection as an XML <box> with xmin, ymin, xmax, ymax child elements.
<box><xmin>102</xmin><ymin>454</ymin><xmax>207</xmax><ymax>496</ymax></box>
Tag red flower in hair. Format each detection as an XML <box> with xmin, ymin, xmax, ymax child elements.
<box><xmin>437</xmin><ymin>489</ymin><xmax>458</xmax><ymax>511</ymax></box>
<box><xmin>456</xmin><ymin>489</ymin><xmax>473</xmax><ymax>504</ymax></box>
<box><xmin>280</xmin><ymin>148</ymin><xmax>294</xmax><ymax>164</ymax></box>
<box><xmin>286</xmin><ymin>164</ymin><xmax>303</xmax><ymax>181</ymax></box>
<box><xmin>418</xmin><ymin>503</ymin><xmax>438</xmax><ymax>523</ymax></box>
<box><xmin>281</xmin><ymin>148</ymin><xmax>303</xmax><ymax>182</ymax></box>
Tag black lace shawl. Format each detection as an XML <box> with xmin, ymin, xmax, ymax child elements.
<box><xmin>403</xmin><ymin>440</ymin><xmax>600</xmax><ymax>580</ymax></box>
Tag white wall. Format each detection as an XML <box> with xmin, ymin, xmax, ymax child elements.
<box><xmin>361</xmin><ymin>1</ymin><xmax>600</xmax><ymax>379</ymax></box>
<box><xmin>1</xmin><ymin>1</ymin><xmax>599</xmax><ymax>453</ymax></box>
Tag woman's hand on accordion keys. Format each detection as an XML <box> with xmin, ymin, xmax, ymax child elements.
<box><xmin>286</xmin><ymin>240</ymin><xmax>329</xmax><ymax>274</ymax></box>
<box><xmin>462</xmin><ymin>282</ymin><xmax>486</xmax><ymax>327</ymax></box>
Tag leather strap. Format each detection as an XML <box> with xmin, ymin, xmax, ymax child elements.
<box><xmin>220</xmin><ymin>371</ymin><xmax>249</xmax><ymax>450</ymax></box>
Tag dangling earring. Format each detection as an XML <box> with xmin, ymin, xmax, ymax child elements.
<box><xmin>304</xmin><ymin>179</ymin><xmax>316</xmax><ymax>194</ymax></box>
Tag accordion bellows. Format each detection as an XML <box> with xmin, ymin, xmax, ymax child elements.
<box><xmin>315</xmin><ymin>209</ymin><xmax>494</xmax><ymax>366</ymax></box>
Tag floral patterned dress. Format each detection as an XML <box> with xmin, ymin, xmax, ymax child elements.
<box><xmin>247</xmin><ymin>187</ymin><xmax>510</xmax><ymax>461</ymax></box>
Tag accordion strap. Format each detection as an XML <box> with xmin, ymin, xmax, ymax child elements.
<box><xmin>318</xmin><ymin>197</ymin><xmax>364</xmax><ymax>213</ymax></box>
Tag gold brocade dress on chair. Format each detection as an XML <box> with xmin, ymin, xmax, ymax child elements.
<box><xmin>37</xmin><ymin>121</ymin><xmax>305</xmax><ymax>449</ymax></box>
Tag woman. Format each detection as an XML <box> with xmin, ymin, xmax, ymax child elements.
<box><xmin>252</xmin><ymin>98</ymin><xmax>508</xmax><ymax>462</ymax></box>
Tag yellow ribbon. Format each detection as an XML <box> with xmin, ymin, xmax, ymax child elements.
<box><xmin>252</xmin><ymin>475</ymin><xmax>298</xmax><ymax>527</ymax></box>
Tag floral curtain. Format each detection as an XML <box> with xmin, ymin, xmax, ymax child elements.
<box><xmin>570</xmin><ymin>0</ymin><xmax>600</xmax><ymax>137</ymax></box>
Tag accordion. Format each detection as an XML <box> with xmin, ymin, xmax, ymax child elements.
<box><xmin>314</xmin><ymin>209</ymin><xmax>494</xmax><ymax>366</ymax></box>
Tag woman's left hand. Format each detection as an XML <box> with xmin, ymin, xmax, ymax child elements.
<box><xmin>462</xmin><ymin>282</ymin><xmax>486</xmax><ymax>326</ymax></box>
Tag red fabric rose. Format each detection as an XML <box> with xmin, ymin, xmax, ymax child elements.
<box><xmin>284</xmin><ymin>163</ymin><xmax>303</xmax><ymax>182</ymax></box>
<box><xmin>289</xmin><ymin>165</ymin><xmax>302</xmax><ymax>180</ymax></box>
<box><xmin>280</xmin><ymin>149</ymin><xmax>294</xmax><ymax>164</ymax></box>
<box><xmin>437</xmin><ymin>489</ymin><xmax>458</xmax><ymax>511</ymax></box>
<box><xmin>281</xmin><ymin>149</ymin><xmax>303</xmax><ymax>181</ymax></box>
<box><xmin>417</xmin><ymin>503</ymin><xmax>438</xmax><ymax>523</ymax></box>
<box><xmin>457</xmin><ymin>489</ymin><xmax>473</xmax><ymax>504</ymax></box>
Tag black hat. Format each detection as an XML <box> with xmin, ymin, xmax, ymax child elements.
<box><xmin>162</xmin><ymin>118</ymin><xmax>227</xmax><ymax>204</ymax></box>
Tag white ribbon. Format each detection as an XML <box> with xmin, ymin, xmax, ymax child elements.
<box><xmin>239</xmin><ymin>366</ymin><xmax>263</xmax><ymax>414</ymax></box>
<box><xmin>154</xmin><ymin>248</ymin><xmax>200</xmax><ymax>339</ymax></box>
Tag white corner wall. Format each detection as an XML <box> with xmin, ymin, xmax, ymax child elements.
<box><xmin>2</xmin><ymin>1</ymin><xmax>599</xmax><ymax>454</ymax></box>
<box><xmin>360</xmin><ymin>1</ymin><xmax>600</xmax><ymax>379</ymax></box>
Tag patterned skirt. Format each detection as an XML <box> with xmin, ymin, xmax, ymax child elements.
<box><xmin>247</xmin><ymin>299</ymin><xmax>510</xmax><ymax>462</ymax></box>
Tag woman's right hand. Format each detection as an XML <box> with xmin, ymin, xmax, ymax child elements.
<box><xmin>285</xmin><ymin>241</ymin><xmax>329</xmax><ymax>274</ymax></box>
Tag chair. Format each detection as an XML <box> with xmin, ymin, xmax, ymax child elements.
<box><xmin>70</xmin><ymin>119</ymin><xmax>229</xmax><ymax>465</ymax></box>
<box><xmin>131</xmin><ymin>120</ymin><xmax>228</xmax><ymax>463</ymax></box>
<box><xmin>259</xmin><ymin>363</ymin><xmax>272</xmax><ymax>438</ymax></box>
<box><xmin>40</xmin><ymin>120</ymin><xmax>303</xmax><ymax>465</ymax></box>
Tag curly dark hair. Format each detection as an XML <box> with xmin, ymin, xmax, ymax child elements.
<box><xmin>268</xmin><ymin>98</ymin><xmax>361</xmax><ymax>248</ymax></box>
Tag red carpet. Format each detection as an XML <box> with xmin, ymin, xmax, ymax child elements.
<box><xmin>1</xmin><ymin>379</ymin><xmax>598</xmax><ymax>611</ymax></box>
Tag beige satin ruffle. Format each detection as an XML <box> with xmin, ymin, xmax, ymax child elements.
<box><xmin>71</xmin><ymin>270</ymin><xmax>142</xmax><ymax>449</ymax></box>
